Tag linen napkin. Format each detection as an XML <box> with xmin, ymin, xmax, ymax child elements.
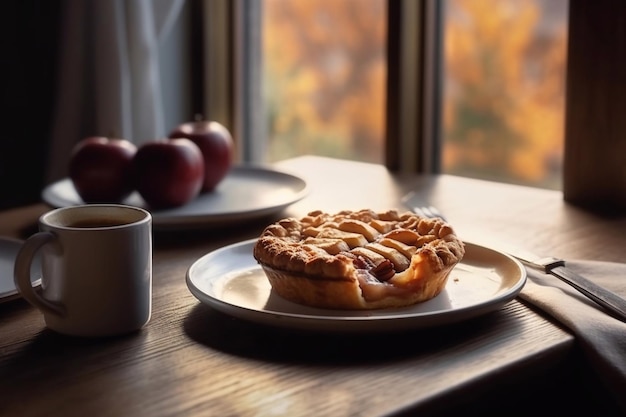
<box><xmin>518</xmin><ymin>260</ymin><xmax>626</xmax><ymax>409</ymax></box>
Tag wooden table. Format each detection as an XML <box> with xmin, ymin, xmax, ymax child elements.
<box><xmin>1</xmin><ymin>156</ymin><xmax>625</xmax><ymax>416</ymax></box>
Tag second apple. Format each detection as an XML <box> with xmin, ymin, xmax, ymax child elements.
<box><xmin>168</xmin><ymin>119</ymin><xmax>233</xmax><ymax>192</ymax></box>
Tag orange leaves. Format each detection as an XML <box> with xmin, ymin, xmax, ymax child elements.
<box><xmin>263</xmin><ymin>0</ymin><xmax>386</xmax><ymax>162</ymax></box>
<box><xmin>443</xmin><ymin>0</ymin><xmax>567</xmax><ymax>187</ymax></box>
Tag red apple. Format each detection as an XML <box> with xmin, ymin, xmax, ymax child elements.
<box><xmin>69</xmin><ymin>136</ymin><xmax>137</xmax><ymax>203</ymax></box>
<box><xmin>132</xmin><ymin>138</ymin><xmax>205</xmax><ymax>209</ymax></box>
<box><xmin>168</xmin><ymin>118</ymin><xmax>233</xmax><ymax>192</ymax></box>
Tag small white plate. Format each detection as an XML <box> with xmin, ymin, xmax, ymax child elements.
<box><xmin>186</xmin><ymin>239</ymin><xmax>527</xmax><ymax>332</ymax></box>
<box><xmin>0</xmin><ymin>237</ymin><xmax>41</xmax><ymax>303</ymax></box>
<box><xmin>41</xmin><ymin>165</ymin><xmax>308</xmax><ymax>230</ymax></box>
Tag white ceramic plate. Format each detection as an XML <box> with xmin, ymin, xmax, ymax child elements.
<box><xmin>0</xmin><ymin>238</ymin><xmax>41</xmax><ymax>303</ymax></box>
<box><xmin>186</xmin><ymin>239</ymin><xmax>527</xmax><ymax>332</ymax></box>
<box><xmin>41</xmin><ymin>166</ymin><xmax>308</xmax><ymax>230</ymax></box>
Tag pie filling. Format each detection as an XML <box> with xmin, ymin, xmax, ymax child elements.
<box><xmin>355</xmin><ymin>269</ymin><xmax>414</xmax><ymax>302</ymax></box>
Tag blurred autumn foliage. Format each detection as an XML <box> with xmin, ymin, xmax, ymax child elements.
<box><xmin>443</xmin><ymin>0</ymin><xmax>568</xmax><ymax>189</ymax></box>
<box><xmin>262</xmin><ymin>0</ymin><xmax>386</xmax><ymax>163</ymax></box>
<box><xmin>262</xmin><ymin>0</ymin><xmax>567</xmax><ymax>189</ymax></box>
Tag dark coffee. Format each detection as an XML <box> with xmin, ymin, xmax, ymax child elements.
<box><xmin>66</xmin><ymin>218</ymin><xmax>128</xmax><ymax>228</ymax></box>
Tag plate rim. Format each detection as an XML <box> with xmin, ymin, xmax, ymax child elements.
<box><xmin>0</xmin><ymin>237</ymin><xmax>42</xmax><ymax>303</ymax></box>
<box><xmin>186</xmin><ymin>238</ymin><xmax>527</xmax><ymax>332</ymax></box>
<box><xmin>41</xmin><ymin>165</ymin><xmax>309</xmax><ymax>229</ymax></box>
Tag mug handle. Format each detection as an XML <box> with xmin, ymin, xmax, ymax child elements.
<box><xmin>14</xmin><ymin>232</ymin><xmax>66</xmax><ymax>317</ymax></box>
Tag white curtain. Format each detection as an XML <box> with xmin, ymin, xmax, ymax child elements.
<box><xmin>46</xmin><ymin>0</ymin><xmax>185</xmax><ymax>183</ymax></box>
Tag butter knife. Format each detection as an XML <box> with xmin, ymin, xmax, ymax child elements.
<box><xmin>507</xmin><ymin>248</ymin><xmax>626</xmax><ymax>323</ymax></box>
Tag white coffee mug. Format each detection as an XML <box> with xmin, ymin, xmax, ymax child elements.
<box><xmin>14</xmin><ymin>204</ymin><xmax>152</xmax><ymax>337</ymax></box>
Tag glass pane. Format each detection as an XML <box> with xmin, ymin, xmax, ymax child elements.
<box><xmin>442</xmin><ymin>0</ymin><xmax>568</xmax><ymax>189</ymax></box>
<box><xmin>262</xmin><ymin>0</ymin><xmax>387</xmax><ymax>164</ymax></box>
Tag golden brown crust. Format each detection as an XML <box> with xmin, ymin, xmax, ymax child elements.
<box><xmin>253</xmin><ymin>209</ymin><xmax>465</xmax><ymax>310</ymax></box>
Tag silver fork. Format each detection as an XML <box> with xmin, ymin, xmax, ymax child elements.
<box><xmin>400</xmin><ymin>192</ymin><xmax>447</xmax><ymax>221</ymax></box>
<box><xmin>403</xmin><ymin>198</ymin><xmax>626</xmax><ymax>323</ymax></box>
<box><xmin>412</xmin><ymin>205</ymin><xmax>447</xmax><ymax>222</ymax></box>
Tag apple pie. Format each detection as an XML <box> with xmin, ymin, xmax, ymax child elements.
<box><xmin>253</xmin><ymin>209</ymin><xmax>465</xmax><ymax>310</ymax></box>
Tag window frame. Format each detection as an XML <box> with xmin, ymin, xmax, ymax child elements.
<box><xmin>197</xmin><ymin>0</ymin><xmax>626</xmax><ymax>209</ymax></box>
<box><xmin>385</xmin><ymin>0</ymin><xmax>442</xmax><ymax>173</ymax></box>
<box><xmin>199</xmin><ymin>0</ymin><xmax>442</xmax><ymax>170</ymax></box>
<box><xmin>562</xmin><ymin>0</ymin><xmax>626</xmax><ymax>210</ymax></box>
<box><xmin>198</xmin><ymin>0</ymin><xmax>265</xmax><ymax>164</ymax></box>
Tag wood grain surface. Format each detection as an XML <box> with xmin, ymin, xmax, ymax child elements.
<box><xmin>1</xmin><ymin>156</ymin><xmax>625</xmax><ymax>416</ymax></box>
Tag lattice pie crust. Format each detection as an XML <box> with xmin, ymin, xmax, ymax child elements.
<box><xmin>253</xmin><ymin>209</ymin><xmax>465</xmax><ymax>310</ymax></box>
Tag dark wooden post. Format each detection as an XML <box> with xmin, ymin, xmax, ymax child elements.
<box><xmin>563</xmin><ymin>0</ymin><xmax>626</xmax><ymax>213</ymax></box>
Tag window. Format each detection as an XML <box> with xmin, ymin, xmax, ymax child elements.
<box><xmin>200</xmin><ymin>0</ymin><xmax>568</xmax><ymax>190</ymax></box>
<box><xmin>262</xmin><ymin>0</ymin><xmax>387</xmax><ymax>164</ymax></box>
<box><xmin>442</xmin><ymin>0</ymin><xmax>568</xmax><ymax>190</ymax></box>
